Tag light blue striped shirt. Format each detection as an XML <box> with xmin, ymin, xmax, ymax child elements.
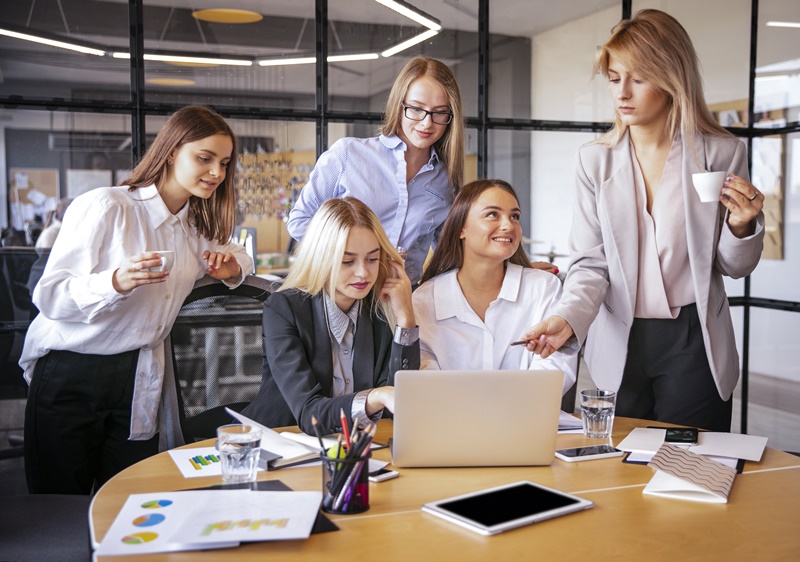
<box><xmin>287</xmin><ymin>134</ymin><xmax>453</xmax><ymax>285</ymax></box>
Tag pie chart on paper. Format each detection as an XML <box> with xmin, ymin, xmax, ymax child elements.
<box><xmin>132</xmin><ymin>513</ymin><xmax>166</xmax><ymax>527</ymax></box>
<box><xmin>141</xmin><ymin>499</ymin><xmax>173</xmax><ymax>509</ymax></box>
<box><xmin>121</xmin><ymin>532</ymin><xmax>158</xmax><ymax>545</ymax></box>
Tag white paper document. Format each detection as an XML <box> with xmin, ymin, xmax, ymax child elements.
<box><xmin>167</xmin><ymin>446</ymin><xmax>267</xmax><ymax>479</ymax></box>
<box><xmin>95</xmin><ymin>490</ymin><xmax>322</xmax><ymax>556</ymax></box>
<box><xmin>616</xmin><ymin>428</ymin><xmax>767</xmax><ymax>462</ymax></box>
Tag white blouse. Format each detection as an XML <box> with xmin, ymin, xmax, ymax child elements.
<box><xmin>412</xmin><ymin>264</ymin><xmax>578</xmax><ymax>395</ymax></box>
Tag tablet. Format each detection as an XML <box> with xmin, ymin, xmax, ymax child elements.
<box><xmin>421</xmin><ymin>481</ymin><xmax>593</xmax><ymax>536</ymax></box>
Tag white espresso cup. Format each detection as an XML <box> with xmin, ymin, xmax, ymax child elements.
<box><xmin>692</xmin><ymin>171</ymin><xmax>727</xmax><ymax>203</ymax></box>
<box><xmin>150</xmin><ymin>250</ymin><xmax>175</xmax><ymax>272</ymax></box>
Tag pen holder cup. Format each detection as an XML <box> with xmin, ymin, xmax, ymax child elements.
<box><xmin>320</xmin><ymin>451</ymin><xmax>371</xmax><ymax>514</ymax></box>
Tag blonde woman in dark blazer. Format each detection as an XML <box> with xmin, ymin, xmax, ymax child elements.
<box><xmin>242</xmin><ymin>197</ymin><xmax>419</xmax><ymax>435</ymax></box>
<box><xmin>522</xmin><ymin>10</ymin><xmax>764</xmax><ymax>431</ymax></box>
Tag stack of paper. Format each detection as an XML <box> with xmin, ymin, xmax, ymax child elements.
<box><xmin>616</xmin><ymin>428</ymin><xmax>768</xmax><ymax>465</ymax></box>
<box><xmin>643</xmin><ymin>443</ymin><xmax>736</xmax><ymax>503</ymax></box>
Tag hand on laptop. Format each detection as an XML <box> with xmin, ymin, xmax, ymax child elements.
<box><xmin>520</xmin><ymin>316</ymin><xmax>574</xmax><ymax>359</ymax></box>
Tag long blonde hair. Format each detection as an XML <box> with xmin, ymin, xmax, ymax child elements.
<box><xmin>594</xmin><ymin>9</ymin><xmax>730</xmax><ymax>151</ymax></box>
<box><xmin>381</xmin><ymin>56</ymin><xmax>465</xmax><ymax>195</ymax></box>
<box><xmin>122</xmin><ymin>105</ymin><xmax>238</xmax><ymax>245</ymax></box>
<box><xmin>280</xmin><ymin>197</ymin><xmax>403</xmax><ymax>326</ymax></box>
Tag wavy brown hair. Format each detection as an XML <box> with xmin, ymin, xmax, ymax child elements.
<box><xmin>420</xmin><ymin>179</ymin><xmax>531</xmax><ymax>285</ymax></box>
<box><xmin>381</xmin><ymin>56</ymin><xmax>464</xmax><ymax>194</ymax></box>
<box><xmin>121</xmin><ymin>105</ymin><xmax>238</xmax><ymax>245</ymax></box>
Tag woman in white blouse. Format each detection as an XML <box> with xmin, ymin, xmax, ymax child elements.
<box><xmin>412</xmin><ymin>179</ymin><xmax>577</xmax><ymax>395</ymax></box>
<box><xmin>21</xmin><ymin>105</ymin><xmax>252</xmax><ymax>494</ymax></box>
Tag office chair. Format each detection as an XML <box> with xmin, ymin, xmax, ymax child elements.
<box><xmin>169</xmin><ymin>274</ymin><xmax>280</xmax><ymax>442</ymax></box>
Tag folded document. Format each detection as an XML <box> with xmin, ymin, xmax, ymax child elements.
<box><xmin>643</xmin><ymin>443</ymin><xmax>736</xmax><ymax>504</ymax></box>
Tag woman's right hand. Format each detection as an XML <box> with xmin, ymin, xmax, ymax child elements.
<box><xmin>519</xmin><ymin>316</ymin><xmax>574</xmax><ymax>359</ymax></box>
<box><xmin>112</xmin><ymin>252</ymin><xmax>169</xmax><ymax>294</ymax></box>
<box><xmin>366</xmin><ymin>386</ymin><xmax>395</xmax><ymax>415</ymax></box>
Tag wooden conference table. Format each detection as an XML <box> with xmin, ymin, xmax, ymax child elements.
<box><xmin>90</xmin><ymin>417</ymin><xmax>800</xmax><ymax>561</ymax></box>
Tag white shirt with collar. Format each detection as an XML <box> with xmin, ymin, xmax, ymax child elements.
<box><xmin>20</xmin><ymin>184</ymin><xmax>252</xmax><ymax>439</ymax></box>
<box><xmin>412</xmin><ymin>263</ymin><xmax>577</xmax><ymax>394</ymax></box>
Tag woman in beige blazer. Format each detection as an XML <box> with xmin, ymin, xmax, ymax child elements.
<box><xmin>522</xmin><ymin>10</ymin><xmax>765</xmax><ymax>431</ymax></box>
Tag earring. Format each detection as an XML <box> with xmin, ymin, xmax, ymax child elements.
<box><xmin>167</xmin><ymin>159</ymin><xmax>173</xmax><ymax>165</ymax></box>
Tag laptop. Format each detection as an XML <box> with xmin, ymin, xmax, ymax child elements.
<box><xmin>391</xmin><ymin>370</ymin><xmax>564</xmax><ymax>468</ymax></box>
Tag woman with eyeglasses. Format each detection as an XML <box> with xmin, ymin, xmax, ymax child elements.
<box><xmin>287</xmin><ymin>56</ymin><xmax>464</xmax><ymax>286</ymax></box>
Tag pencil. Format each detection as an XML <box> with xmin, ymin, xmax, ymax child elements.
<box><xmin>311</xmin><ymin>415</ymin><xmax>327</xmax><ymax>452</ymax></box>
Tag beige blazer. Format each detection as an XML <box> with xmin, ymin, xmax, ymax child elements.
<box><xmin>552</xmin><ymin>132</ymin><xmax>765</xmax><ymax>400</ymax></box>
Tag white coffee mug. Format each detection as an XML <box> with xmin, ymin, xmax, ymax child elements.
<box><xmin>692</xmin><ymin>171</ymin><xmax>726</xmax><ymax>203</ymax></box>
<box><xmin>150</xmin><ymin>250</ymin><xmax>175</xmax><ymax>272</ymax></box>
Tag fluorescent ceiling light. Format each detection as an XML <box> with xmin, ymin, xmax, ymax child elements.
<box><xmin>373</xmin><ymin>0</ymin><xmax>442</xmax><ymax>31</ymax></box>
<box><xmin>0</xmin><ymin>27</ymin><xmax>105</xmax><ymax>56</ymax></box>
<box><xmin>766</xmin><ymin>21</ymin><xmax>800</xmax><ymax>29</ymax></box>
<box><xmin>113</xmin><ymin>52</ymin><xmax>252</xmax><ymax>66</ymax></box>
<box><xmin>381</xmin><ymin>29</ymin><xmax>439</xmax><ymax>57</ymax></box>
<box><xmin>259</xmin><ymin>53</ymin><xmax>380</xmax><ymax>66</ymax></box>
<box><xmin>328</xmin><ymin>53</ymin><xmax>380</xmax><ymax>62</ymax></box>
<box><xmin>755</xmin><ymin>75</ymin><xmax>791</xmax><ymax>82</ymax></box>
<box><xmin>258</xmin><ymin>56</ymin><xmax>316</xmax><ymax>67</ymax></box>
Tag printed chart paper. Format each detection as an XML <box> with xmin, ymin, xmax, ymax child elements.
<box><xmin>96</xmin><ymin>490</ymin><xmax>321</xmax><ymax>555</ymax></box>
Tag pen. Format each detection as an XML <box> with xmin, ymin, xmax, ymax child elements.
<box><xmin>510</xmin><ymin>340</ymin><xmax>530</xmax><ymax>346</ymax></box>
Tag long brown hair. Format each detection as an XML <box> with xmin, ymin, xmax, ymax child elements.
<box><xmin>381</xmin><ymin>56</ymin><xmax>465</xmax><ymax>194</ymax></box>
<box><xmin>421</xmin><ymin>179</ymin><xmax>531</xmax><ymax>284</ymax></box>
<box><xmin>594</xmin><ymin>9</ymin><xmax>730</xmax><ymax>151</ymax></box>
<box><xmin>122</xmin><ymin>105</ymin><xmax>238</xmax><ymax>244</ymax></box>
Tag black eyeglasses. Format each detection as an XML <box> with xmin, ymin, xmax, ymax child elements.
<box><xmin>401</xmin><ymin>102</ymin><xmax>453</xmax><ymax>125</ymax></box>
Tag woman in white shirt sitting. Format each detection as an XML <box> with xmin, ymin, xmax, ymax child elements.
<box><xmin>412</xmin><ymin>179</ymin><xmax>576</xmax><ymax>394</ymax></box>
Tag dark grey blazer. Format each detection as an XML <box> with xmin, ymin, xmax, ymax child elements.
<box><xmin>241</xmin><ymin>289</ymin><xmax>419</xmax><ymax>434</ymax></box>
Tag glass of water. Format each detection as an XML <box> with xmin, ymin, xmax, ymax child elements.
<box><xmin>217</xmin><ymin>424</ymin><xmax>262</xmax><ymax>484</ymax></box>
<box><xmin>580</xmin><ymin>389</ymin><xmax>617</xmax><ymax>439</ymax></box>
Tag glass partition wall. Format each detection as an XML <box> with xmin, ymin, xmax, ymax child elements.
<box><xmin>1</xmin><ymin>1</ymin><xmax>798</xmax><ymax>450</ymax></box>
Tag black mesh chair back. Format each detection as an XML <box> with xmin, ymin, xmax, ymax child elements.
<box><xmin>170</xmin><ymin>275</ymin><xmax>279</xmax><ymax>442</ymax></box>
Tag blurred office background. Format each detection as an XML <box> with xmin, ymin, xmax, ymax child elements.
<box><xmin>1</xmin><ymin>1</ymin><xmax>798</xmax><ymax>495</ymax></box>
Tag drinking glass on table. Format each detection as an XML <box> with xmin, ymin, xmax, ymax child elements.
<box><xmin>217</xmin><ymin>424</ymin><xmax>262</xmax><ymax>484</ymax></box>
<box><xmin>580</xmin><ymin>389</ymin><xmax>616</xmax><ymax>439</ymax></box>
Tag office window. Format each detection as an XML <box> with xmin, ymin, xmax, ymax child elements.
<box><xmin>732</xmin><ymin>308</ymin><xmax>800</xmax><ymax>452</ymax></box>
<box><xmin>756</xmin><ymin>0</ymin><xmax>800</xmax><ymax>128</ymax></box>
<box><xmin>0</xmin><ymin>0</ymin><xmax>131</xmax><ymax>103</ymax></box>
<box><xmin>498</xmin><ymin>1</ymin><xmax>621</xmax><ymax>122</ymax></box>
<box><xmin>141</xmin><ymin>1</ymin><xmax>316</xmax><ymax>109</ymax></box>
<box><xmin>4</xmin><ymin>110</ymin><xmax>133</xmax><ymax>231</ymax></box>
<box><xmin>328</xmin><ymin>1</ymin><xmax>478</xmax><ymax>117</ymax></box>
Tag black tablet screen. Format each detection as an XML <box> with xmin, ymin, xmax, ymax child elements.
<box><xmin>436</xmin><ymin>483</ymin><xmax>579</xmax><ymax>527</ymax></box>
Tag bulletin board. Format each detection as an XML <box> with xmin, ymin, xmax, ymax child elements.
<box><xmin>8</xmin><ymin>168</ymin><xmax>60</xmax><ymax>229</ymax></box>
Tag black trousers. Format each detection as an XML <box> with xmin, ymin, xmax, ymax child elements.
<box><xmin>24</xmin><ymin>349</ymin><xmax>159</xmax><ymax>494</ymax></box>
<box><xmin>616</xmin><ymin>304</ymin><xmax>733</xmax><ymax>432</ymax></box>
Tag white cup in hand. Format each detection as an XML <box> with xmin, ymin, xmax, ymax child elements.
<box><xmin>150</xmin><ymin>250</ymin><xmax>175</xmax><ymax>272</ymax></box>
<box><xmin>692</xmin><ymin>171</ymin><xmax>726</xmax><ymax>203</ymax></box>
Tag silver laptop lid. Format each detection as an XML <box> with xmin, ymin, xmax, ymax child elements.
<box><xmin>392</xmin><ymin>370</ymin><xmax>564</xmax><ymax>468</ymax></box>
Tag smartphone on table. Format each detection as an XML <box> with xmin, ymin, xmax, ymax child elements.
<box><xmin>369</xmin><ymin>467</ymin><xmax>399</xmax><ymax>482</ymax></box>
<box><xmin>554</xmin><ymin>444</ymin><xmax>624</xmax><ymax>462</ymax></box>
